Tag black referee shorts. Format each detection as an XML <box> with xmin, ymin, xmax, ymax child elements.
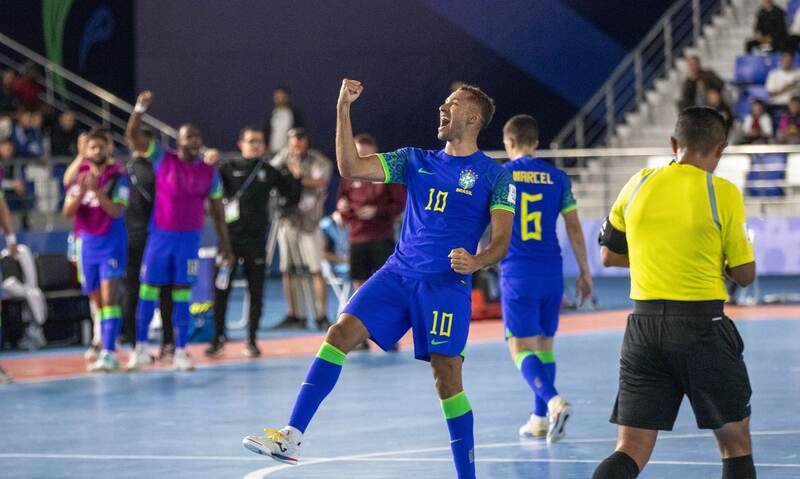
<box><xmin>610</xmin><ymin>300</ymin><xmax>752</xmax><ymax>431</ymax></box>
<box><xmin>349</xmin><ymin>239</ymin><xmax>395</xmax><ymax>282</ymax></box>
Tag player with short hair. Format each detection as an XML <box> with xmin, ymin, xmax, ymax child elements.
<box><xmin>242</xmin><ymin>80</ymin><xmax>516</xmax><ymax>479</ymax></box>
<box><xmin>63</xmin><ymin>128</ymin><xmax>129</xmax><ymax>372</ymax></box>
<box><xmin>594</xmin><ymin>107</ymin><xmax>756</xmax><ymax>479</ymax></box>
<box><xmin>500</xmin><ymin>114</ymin><xmax>592</xmax><ymax>443</ymax></box>
<box><xmin>125</xmin><ymin>91</ymin><xmax>233</xmax><ymax>372</ymax></box>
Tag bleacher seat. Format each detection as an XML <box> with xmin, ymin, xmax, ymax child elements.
<box><xmin>734</xmin><ymin>86</ymin><xmax>768</xmax><ymax>119</ymax></box>
<box><xmin>746</xmin><ymin>154</ymin><xmax>786</xmax><ymax>197</ymax></box>
<box><xmin>716</xmin><ymin>155</ymin><xmax>751</xmax><ymax>192</ymax></box>
<box><xmin>786</xmin><ymin>154</ymin><xmax>800</xmax><ymax>186</ymax></box>
<box><xmin>788</xmin><ymin>0</ymin><xmax>800</xmax><ymax>25</ymax></box>
<box><xmin>735</xmin><ymin>55</ymin><xmax>769</xmax><ymax>84</ymax></box>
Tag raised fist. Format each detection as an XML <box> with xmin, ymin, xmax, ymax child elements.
<box><xmin>136</xmin><ymin>91</ymin><xmax>153</xmax><ymax>108</ymax></box>
<box><xmin>337</xmin><ymin>79</ymin><xmax>363</xmax><ymax>108</ymax></box>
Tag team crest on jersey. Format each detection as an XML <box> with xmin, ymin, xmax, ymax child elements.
<box><xmin>457</xmin><ymin>168</ymin><xmax>477</xmax><ymax>196</ymax></box>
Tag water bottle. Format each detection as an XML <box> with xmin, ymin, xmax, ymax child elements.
<box><xmin>215</xmin><ymin>262</ymin><xmax>231</xmax><ymax>290</ymax></box>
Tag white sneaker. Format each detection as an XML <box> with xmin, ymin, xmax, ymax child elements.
<box><xmin>546</xmin><ymin>396</ymin><xmax>573</xmax><ymax>444</ymax></box>
<box><xmin>88</xmin><ymin>351</ymin><xmax>120</xmax><ymax>373</ymax></box>
<box><xmin>519</xmin><ymin>414</ymin><xmax>548</xmax><ymax>438</ymax></box>
<box><xmin>172</xmin><ymin>348</ymin><xmax>194</xmax><ymax>371</ymax></box>
<box><xmin>0</xmin><ymin>367</ymin><xmax>12</xmax><ymax>384</ymax></box>
<box><xmin>126</xmin><ymin>344</ymin><xmax>153</xmax><ymax>371</ymax></box>
<box><xmin>84</xmin><ymin>343</ymin><xmax>101</xmax><ymax>361</ymax></box>
<box><xmin>243</xmin><ymin>427</ymin><xmax>301</xmax><ymax>465</ymax></box>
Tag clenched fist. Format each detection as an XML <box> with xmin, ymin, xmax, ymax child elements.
<box><xmin>136</xmin><ymin>91</ymin><xmax>153</xmax><ymax>109</ymax></box>
<box><xmin>337</xmin><ymin>79</ymin><xmax>363</xmax><ymax>108</ymax></box>
<box><xmin>449</xmin><ymin>248</ymin><xmax>481</xmax><ymax>275</ymax></box>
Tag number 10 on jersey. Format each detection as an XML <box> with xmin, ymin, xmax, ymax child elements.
<box><xmin>425</xmin><ymin>188</ymin><xmax>448</xmax><ymax>212</ymax></box>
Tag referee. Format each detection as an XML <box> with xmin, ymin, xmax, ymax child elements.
<box><xmin>205</xmin><ymin>126</ymin><xmax>301</xmax><ymax>357</ymax></box>
<box><xmin>594</xmin><ymin>107</ymin><xmax>756</xmax><ymax>479</ymax></box>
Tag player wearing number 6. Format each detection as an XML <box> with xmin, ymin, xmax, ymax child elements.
<box><xmin>242</xmin><ymin>80</ymin><xmax>515</xmax><ymax>479</ymax></box>
<box><xmin>500</xmin><ymin>114</ymin><xmax>592</xmax><ymax>443</ymax></box>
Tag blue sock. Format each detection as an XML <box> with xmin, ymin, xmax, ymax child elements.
<box><xmin>533</xmin><ymin>354</ymin><xmax>556</xmax><ymax>416</ymax></box>
<box><xmin>172</xmin><ymin>289</ymin><xmax>192</xmax><ymax>348</ymax></box>
<box><xmin>136</xmin><ymin>284</ymin><xmax>159</xmax><ymax>343</ymax></box>
<box><xmin>516</xmin><ymin>350</ymin><xmax>557</xmax><ymax>405</ymax></box>
<box><xmin>288</xmin><ymin>342</ymin><xmax>346</xmax><ymax>433</ymax></box>
<box><xmin>442</xmin><ymin>392</ymin><xmax>476</xmax><ymax>479</ymax></box>
<box><xmin>100</xmin><ymin>305</ymin><xmax>121</xmax><ymax>352</ymax></box>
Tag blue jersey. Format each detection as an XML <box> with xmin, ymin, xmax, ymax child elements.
<box><xmin>377</xmin><ymin>148</ymin><xmax>515</xmax><ymax>282</ymax></box>
<box><xmin>500</xmin><ymin>156</ymin><xmax>576</xmax><ymax>278</ymax></box>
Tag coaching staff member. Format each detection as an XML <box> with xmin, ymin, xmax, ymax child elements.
<box><xmin>205</xmin><ymin>126</ymin><xmax>301</xmax><ymax>358</ymax></box>
<box><xmin>594</xmin><ymin>107</ymin><xmax>756</xmax><ymax>479</ymax></box>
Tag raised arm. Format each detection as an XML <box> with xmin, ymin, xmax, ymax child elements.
<box><xmin>126</xmin><ymin>91</ymin><xmax>153</xmax><ymax>154</ymax></box>
<box><xmin>335</xmin><ymin>79</ymin><xmax>385</xmax><ymax>181</ymax></box>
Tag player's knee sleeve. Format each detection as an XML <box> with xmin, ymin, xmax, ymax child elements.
<box><xmin>722</xmin><ymin>455</ymin><xmax>755</xmax><ymax>479</ymax></box>
<box><xmin>592</xmin><ymin>451</ymin><xmax>640</xmax><ymax>479</ymax></box>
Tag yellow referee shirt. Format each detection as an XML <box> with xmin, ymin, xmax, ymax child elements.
<box><xmin>609</xmin><ymin>162</ymin><xmax>755</xmax><ymax>301</ymax></box>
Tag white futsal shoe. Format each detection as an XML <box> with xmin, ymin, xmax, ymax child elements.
<box><xmin>84</xmin><ymin>343</ymin><xmax>101</xmax><ymax>361</ymax></box>
<box><xmin>519</xmin><ymin>414</ymin><xmax>548</xmax><ymax>438</ymax></box>
<box><xmin>546</xmin><ymin>396</ymin><xmax>573</xmax><ymax>443</ymax></box>
<box><xmin>126</xmin><ymin>344</ymin><xmax>153</xmax><ymax>371</ymax></box>
<box><xmin>243</xmin><ymin>427</ymin><xmax>301</xmax><ymax>465</ymax></box>
<box><xmin>88</xmin><ymin>351</ymin><xmax>120</xmax><ymax>373</ymax></box>
<box><xmin>172</xmin><ymin>348</ymin><xmax>194</xmax><ymax>371</ymax></box>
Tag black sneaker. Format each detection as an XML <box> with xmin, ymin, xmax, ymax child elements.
<box><xmin>204</xmin><ymin>340</ymin><xmax>225</xmax><ymax>358</ymax></box>
<box><xmin>243</xmin><ymin>341</ymin><xmax>261</xmax><ymax>358</ymax></box>
<box><xmin>274</xmin><ymin>315</ymin><xmax>304</xmax><ymax>330</ymax></box>
<box><xmin>315</xmin><ymin>316</ymin><xmax>333</xmax><ymax>331</ymax></box>
<box><xmin>159</xmin><ymin>343</ymin><xmax>176</xmax><ymax>361</ymax></box>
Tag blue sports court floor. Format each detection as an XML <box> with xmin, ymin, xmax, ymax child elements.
<box><xmin>1</xmin><ymin>309</ymin><xmax>798</xmax><ymax>478</ymax></box>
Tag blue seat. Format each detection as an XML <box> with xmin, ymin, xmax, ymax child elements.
<box><xmin>735</xmin><ymin>55</ymin><xmax>769</xmax><ymax>84</ymax></box>
<box><xmin>746</xmin><ymin>164</ymin><xmax>785</xmax><ymax>197</ymax></box>
<box><xmin>734</xmin><ymin>86</ymin><xmax>770</xmax><ymax>119</ymax></box>
<box><xmin>788</xmin><ymin>0</ymin><xmax>800</xmax><ymax>24</ymax></box>
<box><xmin>751</xmin><ymin>153</ymin><xmax>787</xmax><ymax>165</ymax></box>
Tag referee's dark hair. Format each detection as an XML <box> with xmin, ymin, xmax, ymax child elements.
<box><xmin>503</xmin><ymin>114</ymin><xmax>540</xmax><ymax>147</ymax></box>
<box><xmin>238</xmin><ymin>125</ymin><xmax>263</xmax><ymax>141</ymax></box>
<box><xmin>673</xmin><ymin>107</ymin><xmax>728</xmax><ymax>155</ymax></box>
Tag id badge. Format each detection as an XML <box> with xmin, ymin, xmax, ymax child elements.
<box><xmin>224</xmin><ymin>198</ymin><xmax>240</xmax><ymax>223</ymax></box>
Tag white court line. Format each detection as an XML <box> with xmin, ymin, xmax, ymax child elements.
<box><xmin>243</xmin><ymin>429</ymin><xmax>800</xmax><ymax>478</ymax></box>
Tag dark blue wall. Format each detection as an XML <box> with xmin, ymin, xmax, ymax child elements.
<box><xmin>135</xmin><ymin>0</ymin><xmax>676</xmax><ymax>153</ymax></box>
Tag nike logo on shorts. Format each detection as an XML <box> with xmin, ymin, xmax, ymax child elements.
<box><xmin>431</xmin><ymin>339</ymin><xmax>449</xmax><ymax>345</ymax></box>
<box><xmin>418</xmin><ymin>168</ymin><xmax>435</xmax><ymax>175</ymax></box>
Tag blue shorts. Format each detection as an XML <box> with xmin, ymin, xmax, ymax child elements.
<box><xmin>140</xmin><ymin>228</ymin><xmax>201</xmax><ymax>286</ymax></box>
<box><xmin>81</xmin><ymin>249</ymin><xmax>127</xmax><ymax>294</ymax></box>
<box><xmin>343</xmin><ymin>268</ymin><xmax>472</xmax><ymax>362</ymax></box>
<box><xmin>501</xmin><ymin>275</ymin><xmax>563</xmax><ymax>338</ymax></box>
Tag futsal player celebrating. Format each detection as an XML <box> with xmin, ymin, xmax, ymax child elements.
<box><xmin>499</xmin><ymin>114</ymin><xmax>592</xmax><ymax>443</ymax></box>
<box><xmin>63</xmin><ymin>128</ymin><xmax>129</xmax><ymax>372</ymax></box>
<box><xmin>594</xmin><ymin>107</ymin><xmax>756</xmax><ymax>479</ymax></box>
<box><xmin>125</xmin><ymin>91</ymin><xmax>233</xmax><ymax>372</ymax></box>
<box><xmin>243</xmin><ymin>80</ymin><xmax>516</xmax><ymax>478</ymax></box>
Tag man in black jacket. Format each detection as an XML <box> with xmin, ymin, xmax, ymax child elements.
<box><xmin>122</xmin><ymin>128</ymin><xmax>175</xmax><ymax>359</ymax></box>
<box><xmin>205</xmin><ymin>126</ymin><xmax>301</xmax><ymax>357</ymax></box>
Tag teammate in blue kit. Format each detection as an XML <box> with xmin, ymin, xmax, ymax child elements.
<box><xmin>500</xmin><ymin>114</ymin><xmax>592</xmax><ymax>443</ymax></box>
<box><xmin>243</xmin><ymin>79</ymin><xmax>516</xmax><ymax>478</ymax></box>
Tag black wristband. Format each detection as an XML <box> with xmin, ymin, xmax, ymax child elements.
<box><xmin>598</xmin><ymin>216</ymin><xmax>628</xmax><ymax>254</ymax></box>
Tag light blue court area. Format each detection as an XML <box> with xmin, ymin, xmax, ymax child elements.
<box><xmin>1</xmin><ymin>317</ymin><xmax>798</xmax><ymax>478</ymax></box>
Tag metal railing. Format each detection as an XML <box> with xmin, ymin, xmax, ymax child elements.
<box><xmin>0</xmin><ymin>32</ymin><xmax>176</xmax><ymax>147</ymax></box>
<box><xmin>551</xmin><ymin>0</ymin><xmax>727</xmax><ymax>149</ymax></box>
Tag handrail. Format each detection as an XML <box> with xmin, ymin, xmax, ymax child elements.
<box><xmin>0</xmin><ymin>31</ymin><xmax>176</xmax><ymax>141</ymax></box>
<box><xmin>487</xmin><ymin>144</ymin><xmax>800</xmax><ymax>159</ymax></box>
<box><xmin>551</xmin><ymin>0</ymin><xmax>726</xmax><ymax>149</ymax></box>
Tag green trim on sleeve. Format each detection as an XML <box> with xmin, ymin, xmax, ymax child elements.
<box><xmin>490</xmin><ymin>204</ymin><xmax>516</xmax><ymax>214</ymax></box>
<box><xmin>560</xmin><ymin>204</ymin><xmax>577</xmax><ymax>215</ymax></box>
<box><xmin>144</xmin><ymin>140</ymin><xmax>156</xmax><ymax>159</ymax></box>
<box><xmin>441</xmin><ymin>391</ymin><xmax>472</xmax><ymax>419</ymax></box>
<box><xmin>376</xmin><ymin>153</ymin><xmax>392</xmax><ymax>184</ymax></box>
<box><xmin>317</xmin><ymin>342</ymin><xmax>347</xmax><ymax>365</ymax></box>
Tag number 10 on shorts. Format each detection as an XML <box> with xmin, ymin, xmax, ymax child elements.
<box><xmin>430</xmin><ymin>310</ymin><xmax>453</xmax><ymax>337</ymax></box>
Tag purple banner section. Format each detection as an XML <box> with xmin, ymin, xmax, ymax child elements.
<box><xmin>557</xmin><ymin>217</ymin><xmax>800</xmax><ymax>277</ymax></box>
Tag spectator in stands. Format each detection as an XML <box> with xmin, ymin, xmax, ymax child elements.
<box><xmin>264</xmin><ymin>86</ymin><xmax>304</xmax><ymax>154</ymax></box>
<box><xmin>205</xmin><ymin>126</ymin><xmax>301</xmax><ymax>358</ymax></box>
<box><xmin>10</xmin><ymin>109</ymin><xmax>44</xmax><ymax>158</ymax></box>
<box><xmin>0</xmin><ymin>69</ymin><xmax>19</xmax><ymax>115</ymax></box>
<box><xmin>746</xmin><ymin>29</ymin><xmax>778</xmax><ymax>54</ymax></box>
<box><xmin>766</xmin><ymin>52</ymin><xmax>800</xmax><ymax>107</ymax></box>
<box><xmin>678</xmin><ymin>55</ymin><xmax>724</xmax><ymax>111</ymax></box>
<box><xmin>337</xmin><ymin>133</ymin><xmax>405</xmax><ymax>349</ymax></box>
<box><xmin>49</xmin><ymin>110</ymin><xmax>82</xmax><ymax>157</ymax></box>
<box><xmin>0</xmin><ymin>139</ymin><xmax>31</xmax><ymax>230</ymax></box>
<box><xmin>745</xmin><ymin>0</ymin><xmax>789</xmax><ymax>53</ymax></box>
<box><xmin>11</xmin><ymin>62</ymin><xmax>41</xmax><ymax>109</ymax></box>
<box><xmin>738</xmin><ymin>99</ymin><xmax>774</xmax><ymax>144</ymax></box>
<box><xmin>270</xmin><ymin>128</ymin><xmax>332</xmax><ymax>330</ymax></box>
<box><xmin>777</xmin><ymin>95</ymin><xmax>800</xmax><ymax>143</ymax></box>
<box><xmin>705</xmin><ymin>88</ymin><xmax>734</xmax><ymax>132</ymax></box>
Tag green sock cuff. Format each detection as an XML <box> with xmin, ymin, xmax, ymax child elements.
<box><xmin>172</xmin><ymin>289</ymin><xmax>192</xmax><ymax>302</ymax></box>
<box><xmin>534</xmin><ymin>351</ymin><xmax>555</xmax><ymax>364</ymax></box>
<box><xmin>317</xmin><ymin>342</ymin><xmax>346</xmax><ymax>366</ymax></box>
<box><xmin>441</xmin><ymin>391</ymin><xmax>472</xmax><ymax>420</ymax></box>
<box><xmin>100</xmin><ymin>305</ymin><xmax>121</xmax><ymax>319</ymax></box>
<box><xmin>139</xmin><ymin>284</ymin><xmax>159</xmax><ymax>301</ymax></box>
<box><xmin>514</xmin><ymin>350</ymin><xmax>536</xmax><ymax>370</ymax></box>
